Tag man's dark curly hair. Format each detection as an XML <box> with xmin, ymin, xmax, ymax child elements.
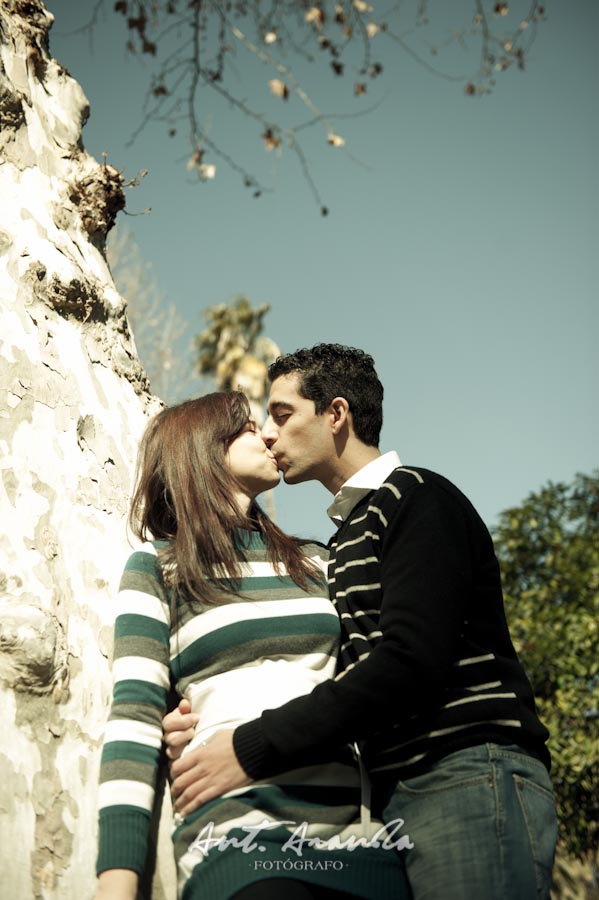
<box><xmin>268</xmin><ymin>343</ymin><xmax>383</xmax><ymax>447</ymax></box>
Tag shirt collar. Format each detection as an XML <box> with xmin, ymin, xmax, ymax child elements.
<box><xmin>327</xmin><ymin>451</ymin><xmax>402</xmax><ymax>524</ymax></box>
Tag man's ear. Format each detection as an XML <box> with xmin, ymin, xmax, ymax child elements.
<box><xmin>329</xmin><ymin>397</ymin><xmax>350</xmax><ymax>434</ymax></box>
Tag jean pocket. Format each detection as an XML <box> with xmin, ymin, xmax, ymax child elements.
<box><xmin>395</xmin><ymin>768</ymin><xmax>493</xmax><ymax>796</ymax></box>
<box><xmin>513</xmin><ymin>773</ymin><xmax>557</xmax><ymax>898</ymax></box>
<box><xmin>394</xmin><ymin>746</ymin><xmax>495</xmax><ymax>796</ymax></box>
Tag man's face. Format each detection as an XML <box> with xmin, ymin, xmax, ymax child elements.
<box><xmin>261</xmin><ymin>374</ymin><xmax>333</xmax><ymax>485</ymax></box>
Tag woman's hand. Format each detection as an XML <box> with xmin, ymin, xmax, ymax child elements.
<box><xmin>93</xmin><ymin>869</ymin><xmax>138</xmax><ymax>900</ymax></box>
<box><xmin>163</xmin><ymin>697</ymin><xmax>199</xmax><ymax>761</ymax></box>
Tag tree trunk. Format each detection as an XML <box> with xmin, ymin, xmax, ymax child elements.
<box><xmin>0</xmin><ymin>2</ymin><xmax>172</xmax><ymax>896</ymax></box>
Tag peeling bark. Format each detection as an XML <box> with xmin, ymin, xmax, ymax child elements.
<box><xmin>0</xmin><ymin>2</ymin><xmax>172</xmax><ymax>896</ymax></box>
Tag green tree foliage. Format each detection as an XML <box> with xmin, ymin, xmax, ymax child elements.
<box><xmin>493</xmin><ymin>473</ymin><xmax>599</xmax><ymax>857</ymax></box>
<box><xmin>195</xmin><ymin>296</ymin><xmax>271</xmax><ymax>387</ymax></box>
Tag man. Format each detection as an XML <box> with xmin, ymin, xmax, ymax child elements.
<box><xmin>165</xmin><ymin>343</ymin><xmax>557</xmax><ymax>899</ymax></box>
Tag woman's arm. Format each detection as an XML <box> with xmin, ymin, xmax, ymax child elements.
<box><xmin>94</xmin><ymin>869</ymin><xmax>138</xmax><ymax>900</ymax></box>
<box><xmin>96</xmin><ymin>546</ymin><xmax>172</xmax><ymax>878</ymax></box>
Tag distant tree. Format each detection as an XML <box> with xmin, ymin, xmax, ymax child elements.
<box><xmin>493</xmin><ymin>473</ymin><xmax>599</xmax><ymax>888</ymax></box>
<box><xmin>194</xmin><ymin>296</ymin><xmax>281</xmax><ymax>518</ymax></box>
<box><xmin>71</xmin><ymin>0</ymin><xmax>547</xmax><ymax>211</ymax></box>
<box><xmin>107</xmin><ymin>222</ymin><xmax>205</xmax><ymax>403</ymax></box>
<box><xmin>107</xmin><ymin>228</ymin><xmax>282</xmax><ymax>413</ymax></box>
<box><xmin>194</xmin><ymin>295</ymin><xmax>280</xmax><ymax>422</ymax></box>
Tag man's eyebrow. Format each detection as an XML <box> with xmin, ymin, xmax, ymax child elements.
<box><xmin>268</xmin><ymin>401</ymin><xmax>292</xmax><ymax>413</ymax></box>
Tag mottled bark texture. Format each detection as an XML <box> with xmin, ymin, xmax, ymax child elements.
<box><xmin>0</xmin><ymin>2</ymin><xmax>172</xmax><ymax>896</ymax></box>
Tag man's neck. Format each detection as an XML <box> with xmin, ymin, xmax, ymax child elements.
<box><xmin>323</xmin><ymin>446</ymin><xmax>381</xmax><ymax>495</ymax></box>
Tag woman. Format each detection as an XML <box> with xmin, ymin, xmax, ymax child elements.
<box><xmin>94</xmin><ymin>393</ymin><xmax>406</xmax><ymax>900</ymax></box>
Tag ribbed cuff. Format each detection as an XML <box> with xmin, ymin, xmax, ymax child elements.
<box><xmin>96</xmin><ymin>808</ymin><xmax>150</xmax><ymax>875</ymax></box>
<box><xmin>233</xmin><ymin>719</ymin><xmax>274</xmax><ymax>780</ymax></box>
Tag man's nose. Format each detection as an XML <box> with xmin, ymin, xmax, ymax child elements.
<box><xmin>261</xmin><ymin>418</ymin><xmax>277</xmax><ymax>446</ymax></box>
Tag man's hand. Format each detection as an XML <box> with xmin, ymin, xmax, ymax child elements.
<box><xmin>163</xmin><ymin>697</ymin><xmax>199</xmax><ymax>761</ymax></box>
<box><xmin>170</xmin><ymin>728</ymin><xmax>251</xmax><ymax>817</ymax></box>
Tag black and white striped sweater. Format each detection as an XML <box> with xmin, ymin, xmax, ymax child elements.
<box><xmin>235</xmin><ymin>467</ymin><xmax>550</xmax><ymax>781</ymax></box>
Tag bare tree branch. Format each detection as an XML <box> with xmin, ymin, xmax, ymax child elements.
<box><xmin>76</xmin><ymin>1</ymin><xmax>547</xmax><ymax>212</ymax></box>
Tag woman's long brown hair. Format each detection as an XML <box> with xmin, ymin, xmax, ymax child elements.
<box><xmin>129</xmin><ymin>391</ymin><xmax>324</xmax><ymax>606</ymax></box>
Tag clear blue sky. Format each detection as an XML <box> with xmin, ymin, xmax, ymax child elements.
<box><xmin>46</xmin><ymin>0</ymin><xmax>598</xmax><ymax>542</ymax></box>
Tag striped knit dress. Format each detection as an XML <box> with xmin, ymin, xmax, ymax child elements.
<box><xmin>96</xmin><ymin>531</ymin><xmax>406</xmax><ymax>900</ymax></box>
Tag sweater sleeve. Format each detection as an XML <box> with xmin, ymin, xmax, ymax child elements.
<box><xmin>234</xmin><ymin>481</ymin><xmax>474</xmax><ymax>778</ymax></box>
<box><xmin>96</xmin><ymin>547</ymin><xmax>172</xmax><ymax>875</ymax></box>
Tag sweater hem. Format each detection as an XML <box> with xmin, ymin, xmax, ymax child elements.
<box><xmin>96</xmin><ymin>807</ymin><xmax>151</xmax><ymax>876</ymax></box>
<box><xmin>233</xmin><ymin>719</ymin><xmax>272</xmax><ymax>779</ymax></box>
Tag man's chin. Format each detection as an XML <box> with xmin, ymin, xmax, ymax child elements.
<box><xmin>282</xmin><ymin>469</ymin><xmax>309</xmax><ymax>486</ymax></box>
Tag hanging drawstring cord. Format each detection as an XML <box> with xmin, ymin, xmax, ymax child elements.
<box><xmin>352</xmin><ymin>740</ymin><xmax>376</xmax><ymax>838</ymax></box>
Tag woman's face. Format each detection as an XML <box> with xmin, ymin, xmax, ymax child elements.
<box><xmin>226</xmin><ymin>419</ymin><xmax>281</xmax><ymax>501</ymax></box>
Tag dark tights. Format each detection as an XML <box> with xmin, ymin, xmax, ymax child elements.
<box><xmin>230</xmin><ymin>878</ymin><xmax>360</xmax><ymax>900</ymax></box>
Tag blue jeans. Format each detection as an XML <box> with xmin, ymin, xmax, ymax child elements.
<box><xmin>381</xmin><ymin>743</ymin><xmax>557</xmax><ymax>900</ymax></box>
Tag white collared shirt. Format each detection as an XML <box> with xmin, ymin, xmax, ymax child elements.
<box><xmin>327</xmin><ymin>451</ymin><xmax>402</xmax><ymax>524</ymax></box>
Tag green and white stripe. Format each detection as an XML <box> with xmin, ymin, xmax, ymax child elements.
<box><xmin>97</xmin><ymin>533</ymin><xmax>402</xmax><ymax>899</ymax></box>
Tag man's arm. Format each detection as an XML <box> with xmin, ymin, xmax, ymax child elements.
<box><xmin>166</xmin><ymin>482</ymin><xmax>474</xmax><ymax>812</ymax></box>
<box><xmin>233</xmin><ymin>482</ymin><xmax>471</xmax><ymax>770</ymax></box>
